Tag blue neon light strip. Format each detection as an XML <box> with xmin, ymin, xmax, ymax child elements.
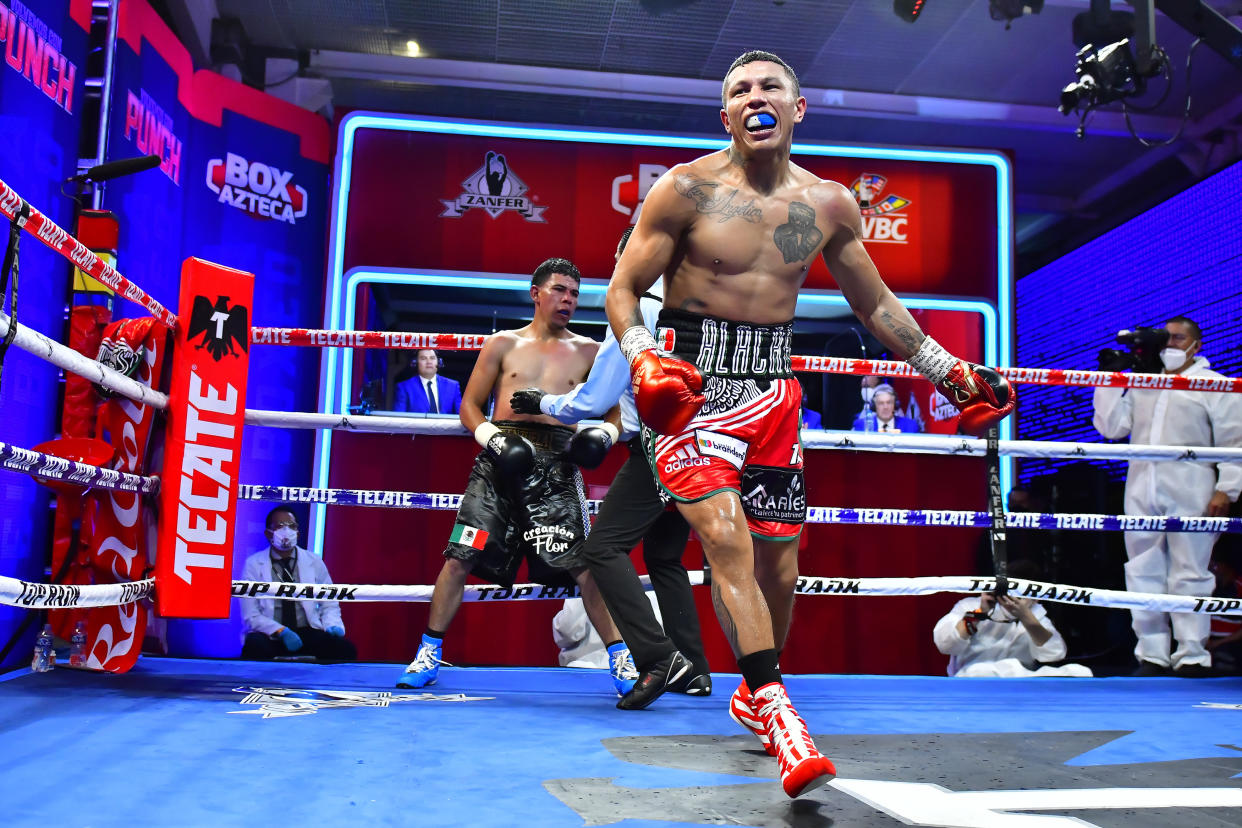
<box><xmin>313</xmin><ymin>114</ymin><xmax>1014</xmax><ymax>557</ymax></box>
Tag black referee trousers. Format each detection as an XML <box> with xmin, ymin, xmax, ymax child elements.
<box><xmin>583</xmin><ymin>438</ymin><xmax>708</xmax><ymax>675</ymax></box>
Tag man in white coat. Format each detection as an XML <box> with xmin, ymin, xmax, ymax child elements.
<box><xmin>1093</xmin><ymin>316</ymin><xmax>1242</xmax><ymax>676</ymax></box>
<box><xmin>239</xmin><ymin>506</ymin><xmax>357</xmax><ymax>661</ymax></box>
<box><xmin>933</xmin><ymin>564</ymin><xmax>1091</xmax><ymax>677</ymax></box>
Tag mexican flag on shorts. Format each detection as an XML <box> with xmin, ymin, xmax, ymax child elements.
<box><xmin>450</xmin><ymin>524</ymin><xmax>488</xmax><ymax>549</ymax></box>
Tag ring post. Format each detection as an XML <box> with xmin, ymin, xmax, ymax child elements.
<box><xmin>154</xmin><ymin>258</ymin><xmax>253</xmax><ymax>618</ymax></box>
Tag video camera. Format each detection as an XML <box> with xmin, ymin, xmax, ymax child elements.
<box><xmin>1097</xmin><ymin>325</ymin><xmax>1169</xmax><ymax>373</ymax></box>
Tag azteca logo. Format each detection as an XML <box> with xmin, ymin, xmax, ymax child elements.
<box><xmin>612</xmin><ymin>163</ymin><xmax>669</xmax><ymax>224</ymax></box>
<box><xmin>850</xmin><ymin>173</ymin><xmax>912</xmax><ymax>245</ymax></box>
<box><xmin>205</xmin><ymin>152</ymin><xmax>308</xmax><ymax>225</ymax></box>
<box><xmin>440</xmin><ymin>151</ymin><xmax>547</xmax><ymax>222</ymax></box>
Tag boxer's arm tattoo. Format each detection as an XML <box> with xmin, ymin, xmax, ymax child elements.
<box><xmin>879</xmin><ymin>310</ymin><xmax>923</xmax><ymax>354</ymax></box>
<box><xmin>625</xmin><ymin>308</ymin><xmax>645</xmax><ymax>329</ymax></box>
<box><xmin>711</xmin><ymin>582</ymin><xmax>740</xmax><ymax>653</ymax></box>
<box><xmin>773</xmin><ymin>201</ymin><xmax>824</xmax><ymax>264</ymax></box>
<box><xmin>674</xmin><ymin>174</ymin><xmax>762</xmax><ymax>224</ymax></box>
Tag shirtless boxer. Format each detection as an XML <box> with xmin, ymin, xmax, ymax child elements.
<box><xmin>606</xmin><ymin>50</ymin><xmax>1016</xmax><ymax>797</ymax></box>
<box><xmin>397</xmin><ymin>258</ymin><xmax>631</xmax><ymax>693</ymax></box>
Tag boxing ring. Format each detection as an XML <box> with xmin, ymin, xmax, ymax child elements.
<box><xmin>2</xmin><ymin>179</ymin><xmax>1242</xmax><ymax>827</ymax></box>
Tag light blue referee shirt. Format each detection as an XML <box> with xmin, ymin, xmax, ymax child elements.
<box><xmin>538</xmin><ymin>296</ymin><xmax>662</xmax><ymax>440</ymax></box>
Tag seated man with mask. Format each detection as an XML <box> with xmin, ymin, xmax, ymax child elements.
<box><xmin>239</xmin><ymin>505</ymin><xmax>358</xmax><ymax>662</ymax></box>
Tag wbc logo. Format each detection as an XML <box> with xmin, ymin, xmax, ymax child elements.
<box><xmin>850</xmin><ymin>173</ymin><xmax>912</xmax><ymax>245</ymax></box>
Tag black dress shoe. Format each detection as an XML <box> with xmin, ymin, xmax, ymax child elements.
<box><xmin>669</xmin><ymin>673</ymin><xmax>712</xmax><ymax>696</ymax></box>
<box><xmin>1173</xmin><ymin>663</ymin><xmax>1213</xmax><ymax>678</ymax></box>
<box><xmin>1132</xmin><ymin>660</ymin><xmax>1171</xmax><ymax>677</ymax></box>
<box><xmin>616</xmin><ymin>651</ymin><xmax>690</xmax><ymax>710</ymax></box>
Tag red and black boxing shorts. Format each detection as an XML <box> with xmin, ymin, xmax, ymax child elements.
<box><xmin>642</xmin><ymin>309</ymin><xmax>806</xmax><ymax>541</ymax></box>
<box><xmin>445</xmin><ymin>421</ymin><xmax>590</xmax><ymax>588</ymax></box>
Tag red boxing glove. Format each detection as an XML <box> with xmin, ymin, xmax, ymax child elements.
<box><xmin>631</xmin><ymin>351</ymin><xmax>706</xmax><ymax>435</ymax></box>
<box><xmin>938</xmin><ymin>362</ymin><xmax>1016</xmax><ymax>436</ymax></box>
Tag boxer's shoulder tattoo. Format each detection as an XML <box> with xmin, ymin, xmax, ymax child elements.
<box><xmin>773</xmin><ymin>201</ymin><xmax>824</xmax><ymax>264</ymax></box>
<box><xmin>674</xmin><ymin>173</ymin><xmax>762</xmax><ymax>224</ymax></box>
<box><xmin>879</xmin><ymin>310</ymin><xmax>922</xmax><ymax>354</ymax></box>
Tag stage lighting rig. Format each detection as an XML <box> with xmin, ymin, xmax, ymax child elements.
<box><xmin>1055</xmin><ymin>1</ymin><xmax>1177</xmax><ymax>140</ymax></box>
<box><xmin>1058</xmin><ymin>39</ymin><xmax>1160</xmax><ymax>116</ymax></box>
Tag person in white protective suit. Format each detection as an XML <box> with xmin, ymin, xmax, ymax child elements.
<box><xmin>933</xmin><ymin>560</ymin><xmax>1092</xmax><ymax>677</ymax></box>
<box><xmin>1093</xmin><ymin>316</ymin><xmax>1242</xmax><ymax>677</ymax></box>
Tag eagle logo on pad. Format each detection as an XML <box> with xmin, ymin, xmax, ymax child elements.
<box><xmin>187</xmin><ymin>296</ymin><xmax>249</xmax><ymax>361</ymax></box>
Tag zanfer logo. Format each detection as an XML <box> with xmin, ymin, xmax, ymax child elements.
<box><xmin>205</xmin><ymin>152</ymin><xmax>308</xmax><ymax>224</ymax></box>
<box><xmin>611</xmin><ymin>163</ymin><xmax>668</xmax><ymax>224</ymax></box>
<box><xmin>440</xmin><ymin>151</ymin><xmax>547</xmax><ymax>222</ymax></box>
<box><xmin>850</xmin><ymin>173</ymin><xmax>912</xmax><ymax>245</ymax></box>
<box><xmin>188</xmin><ymin>296</ymin><xmax>249</xmax><ymax>361</ymax></box>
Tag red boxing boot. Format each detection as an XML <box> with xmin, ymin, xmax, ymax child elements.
<box><xmin>728</xmin><ymin>680</ymin><xmax>775</xmax><ymax>756</ymax></box>
<box><xmin>753</xmin><ymin>682</ymin><xmax>837</xmax><ymax>798</ymax></box>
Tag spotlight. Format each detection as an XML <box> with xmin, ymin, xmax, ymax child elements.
<box><xmin>893</xmin><ymin>0</ymin><xmax>929</xmax><ymax>23</ymax></box>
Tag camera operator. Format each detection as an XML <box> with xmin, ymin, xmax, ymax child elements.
<box><xmin>1093</xmin><ymin>316</ymin><xmax>1242</xmax><ymax>677</ymax></box>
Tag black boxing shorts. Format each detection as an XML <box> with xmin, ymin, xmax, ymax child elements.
<box><xmin>643</xmin><ymin>309</ymin><xmax>806</xmax><ymax>540</ymax></box>
<box><xmin>444</xmin><ymin>420</ymin><xmax>590</xmax><ymax>587</ymax></box>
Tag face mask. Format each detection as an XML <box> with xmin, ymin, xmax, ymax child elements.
<box><xmin>1159</xmin><ymin>347</ymin><xmax>1188</xmax><ymax>372</ymax></box>
<box><xmin>271</xmin><ymin>527</ymin><xmax>297</xmax><ymax>551</ymax></box>
<box><xmin>861</xmin><ymin>385</ymin><xmax>876</xmax><ymax>405</ymax></box>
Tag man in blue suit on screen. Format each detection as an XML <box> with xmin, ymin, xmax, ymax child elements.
<box><xmin>852</xmin><ymin>383</ymin><xmax>919</xmax><ymax>433</ymax></box>
<box><xmin>395</xmin><ymin>349</ymin><xmax>462</xmax><ymax>414</ymax></box>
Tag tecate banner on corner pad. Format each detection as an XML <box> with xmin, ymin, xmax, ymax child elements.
<box><xmin>155</xmin><ymin>258</ymin><xmax>253</xmax><ymax>619</ymax></box>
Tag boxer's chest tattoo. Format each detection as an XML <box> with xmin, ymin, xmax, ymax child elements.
<box><xmin>674</xmin><ymin>174</ymin><xmax>762</xmax><ymax>223</ymax></box>
<box><xmin>773</xmin><ymin>201</ymin><xmax>823</xmax><ymax>264</ymax></box>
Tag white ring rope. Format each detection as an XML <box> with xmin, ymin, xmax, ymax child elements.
<box><xmin>3</xmin><ymin>570</ymin><xmax>1230</xmax><ymax>616</ymax></box>
<box><xmin>223</xmin><ymin>573</ymin><xmax>1234</xmax><ymax>616</ymax></box>
<box><xmin>241</xmin><ymin>410</ymin><xmax>1242</xmax><ymax>464</ymax></box>
<box><xmin>0</xmin><ymin>311</ymin><xmax>168</xmax><ymax>409</ymax></box>
<box><xmin>0</xmin><ymin>576</ymin><xmax>153</xmax><ymax>608</ymax></box>
<box><xmin>799</xmin><ymin>429</ymin><xmax>1242</xmax><ymax>463</ymax></box>
<box><xmin>242</xmin><ymin>409</ymin><xmax>463</xmax><ymax>434</ymax></box>
<box><xmin>1</xmin><ymin>441</ymin><xmax>159</xmax><ymax>494</ymax></box>
<box><xmin>236</xmin><ymin>484</ymin><xmax>1241</xmax><ymax>534</ymax></box>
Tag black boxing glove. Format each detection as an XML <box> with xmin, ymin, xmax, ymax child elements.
<box><xmin>567</xmin><ymin>423</ymin><xmax>619</xmax><ymax>470</ymax></box>
<box><xmin>474</xmin><ymin>422</ymin><xmax>535</xmax><ymax>477</ymax></box>
<box><xmin>509</xmin><ymin>388</ymin><xmax>546</xmax><ymax>416</ymax></box>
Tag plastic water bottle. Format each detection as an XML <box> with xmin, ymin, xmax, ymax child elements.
<box><xmin>863</xmin><ymin>407</ymin><xmax>878</xmax><ymax>432</ymax></box>
<box><xmin>31</xmin><ymin>623</ymin><xmax>54</xmax><ymax>673</ymax></box>
<box><xmin>69</xmin><ymin>620</ymin><xmax>88</xmax><ymax>667</ymax></box>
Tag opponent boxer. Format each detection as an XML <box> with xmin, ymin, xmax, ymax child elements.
<box><xmin>606</xmin><ymin>50</ymin><xmax>1016</xmax><ymax>798</ymax></box>
<box><xmin>397</xmin><ymin>258</ymin><xmax>632</xmax><ymax>694</ymax></box>
<box><xmin>511</xmin><ymin>228</ymin><xmax>711</xmax><ymax>699</ymax></box>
